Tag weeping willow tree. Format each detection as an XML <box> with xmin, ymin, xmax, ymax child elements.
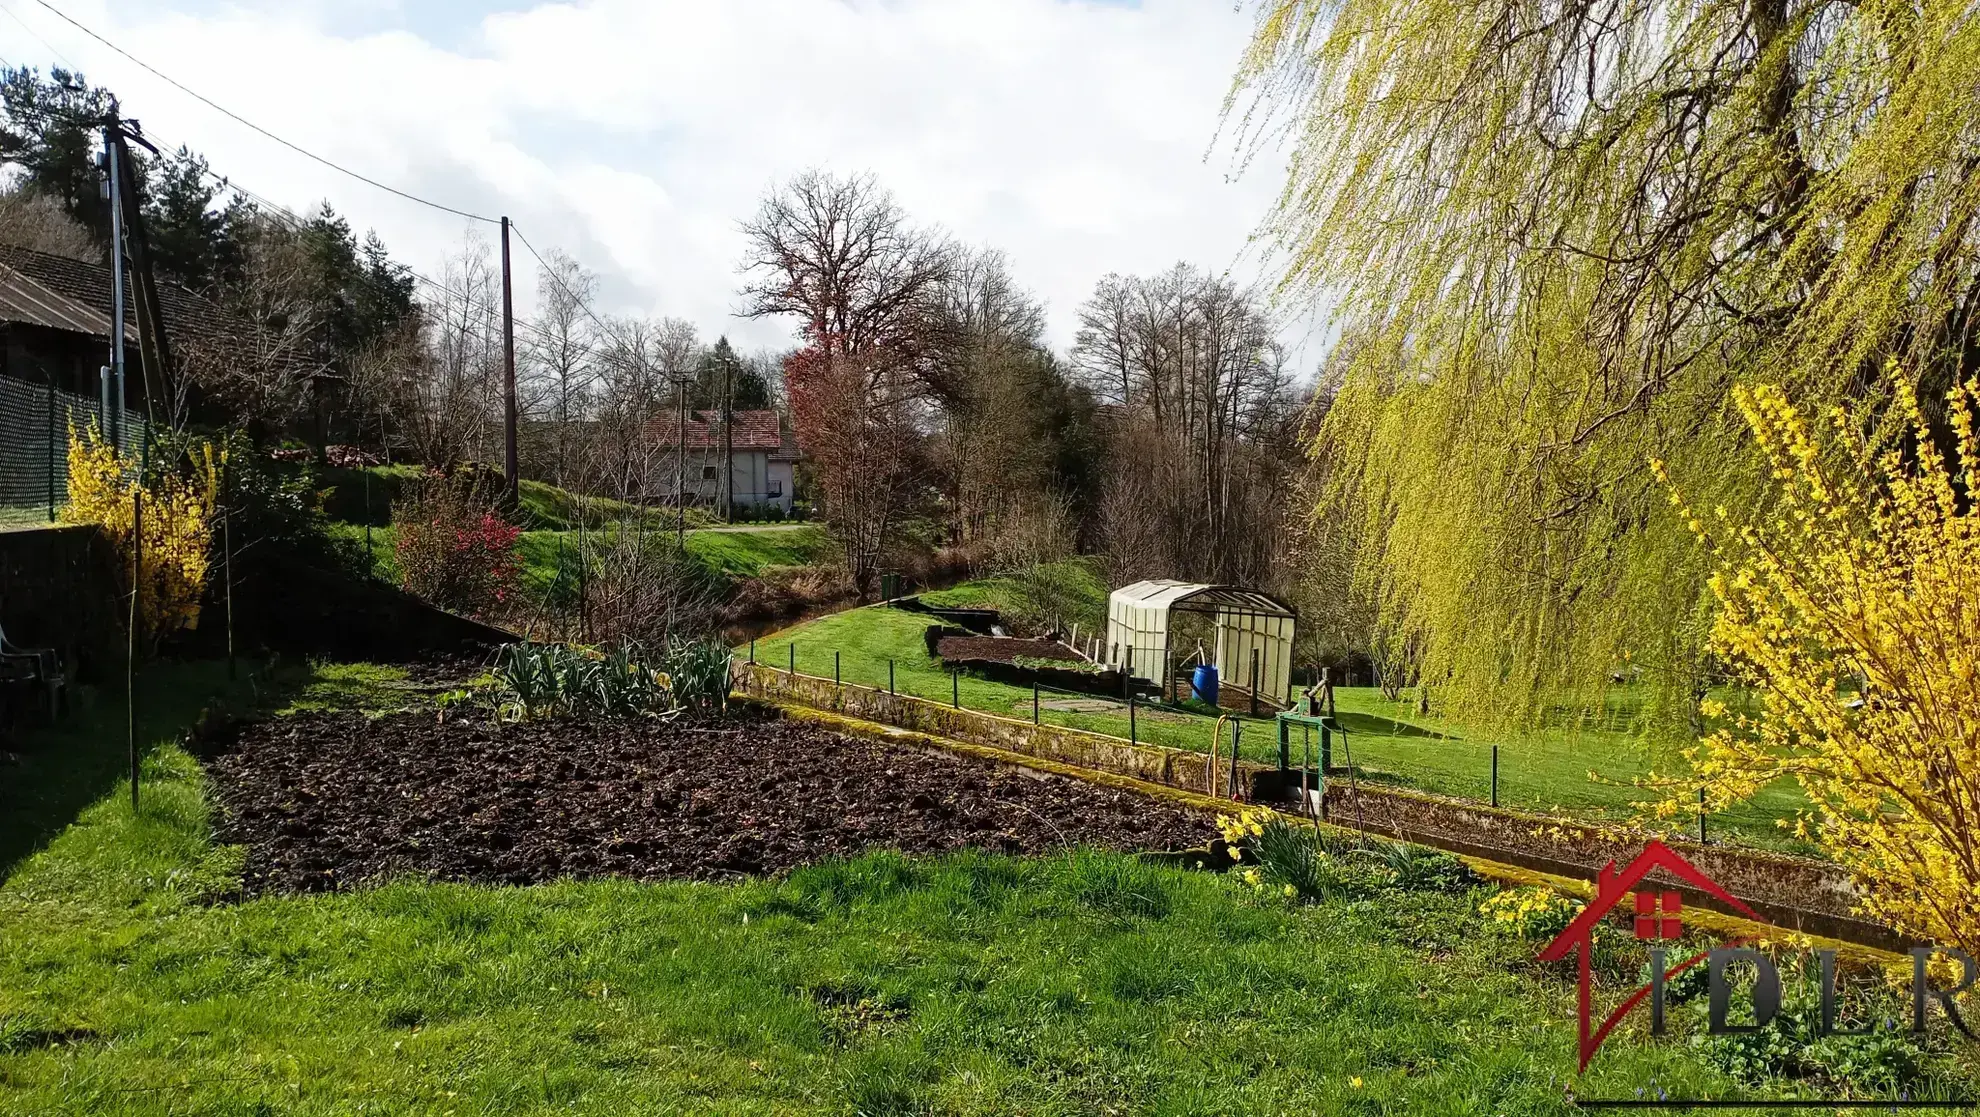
<box><xmin>1227</xmin><ymin>0</ymin><xmax>1980</xmax><ymax>734</ymax></box>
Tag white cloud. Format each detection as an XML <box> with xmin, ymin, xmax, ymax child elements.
<box><xmin>8</xmin><ymin>0</ymin><xmax>1312</xmax><ymax>360</ymax></box>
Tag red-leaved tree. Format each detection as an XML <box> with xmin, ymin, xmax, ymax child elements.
<box><xmin>784</xmin><ymin>331</ymin><xmax>925</xmax><ymax>599</ymax></box>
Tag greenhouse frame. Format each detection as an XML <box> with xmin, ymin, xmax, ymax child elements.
<box><xmin>1103</xmin><ymin>580</ymin><xmax>1297</xmax><ymax>704</ymax></box>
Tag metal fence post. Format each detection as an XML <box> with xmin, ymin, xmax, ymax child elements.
<box><xmin>1129</xmin><ymin>695</ymin><xmax>1136</xmax><ymax>744</ymax></box>
<box><xmin>834</xmin><ymin>651</ymin><xmax>840</xmax><ymax>686</ymax></box>
<box><xmin>46</xmin><ymin>378</ymin><xmax>57</xmax><ymax>521</ymax></box>
<box><xmin>789</xmin><ymin>643</ymin><xmax>795</xmax><ymax>676</ymax></box>
<box><xmin>749</xmin><ymin>638</ymin><xmax>755</xmax><ymax>665</ymax></box>
<box><xmin>224</xmin><ymin>506</ymin><xmax>235</xmax><ymax>682</ymax></box>
<box><xmin>1698</xmin><ymin>788</ymin><xmax>1707</xmax><ymax>843</ymax></box>
<box><xmin>1491</xmin><ymin>745</ymin><xmax>1499</xmax><ymax>808</ymax></box>
<box><xmin>889</xmin><ymin>659</ymin><xmax>895</xmax><ymax>695</ymax></box>
<box><xmin>952</xmin><ymin>667</ymin><xmax>959</xmax><ymax>709</ymax></box>
<box><xmin>1032</xmin><ymin>679</ymin><xmax>1039</xmax><ymax>725</ymax></box>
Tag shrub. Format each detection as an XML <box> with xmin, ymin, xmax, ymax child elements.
<box><xmin>1653</xmin><ymin>369</ymin><xmax>1980</xmax><ymax>952</ymax></box>
<box><xmin>62</xmin><ymin>422</ymin><xmax>221</xmax><ymax>645</ymax></box>
<box><xmin>392</xmin><ymin>476</ymin><xmax>520</xmax><ymax>619</ymax></box>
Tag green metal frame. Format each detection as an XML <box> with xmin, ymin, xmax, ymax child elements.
<box><xmin>1275</xmin><ymin>710</ymin><xmax>1342</xmax><ymax>773</ymax></box>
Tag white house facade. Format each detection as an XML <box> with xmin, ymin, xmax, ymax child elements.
<box><xmin>644</xmin><ymin>409</ymin><xmax>799</xmax><ymax>514</ymax></box>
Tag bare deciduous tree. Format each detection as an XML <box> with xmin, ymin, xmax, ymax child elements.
<box><xmin>1071</xmin><ymin>264</ymin><xmax>1303</xmax><ymax>587</ymax></box>
<box><xmin>179</xmin><ymin>215</ymin><xmax>333</xmax><ymax>427</ymax></box>
<box><xmin>521</xmin><ymin>248</ymin><xmax>597</xmax><ymax>488</ymax></box>
<box><xmin>0</xmin><ymin>186</ymin><xmax>94</xmax><ymax>260</ymax></box>
<box><xmin>407</xmin><ymin>234</ymin><xmax>503</xmax><ymax>467</ymax></box>
<box><xmin>737</xmin><ymin>170</ymin><xmax>954</xmax><ymax>367</ymax></box>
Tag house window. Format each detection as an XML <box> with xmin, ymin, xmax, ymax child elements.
<box><xmin>701</xmin><ymin>466</ymin><xmax>718</xmax><ymax>480</ymax></box>
<box><xmin>767</xmin><ymin>479</ymin><xmax>782</xmax><ymax>497</ymax></box>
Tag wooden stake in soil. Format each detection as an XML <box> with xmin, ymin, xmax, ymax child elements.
<box><xmin>789</xmin><ymin>644</ymin><xmax>796</xmax><ymax>676</ymax></box>
<box><xmin>952</xmin><ymin>667</ymin><xmax>959</xmax><ymax>709</ymax></box>
<box><xmin>834</xmin><ymin>651</ymin><xmax>840</xmax><ymax>686</ymax></box>
<box><xmin>889</xmin><ymin>659</ymin><xmax>895</xmax><ymax>694</ymax></box>
<box><xmin>1129</xmin><ymin>694</ymin><xmax>1136</xmax><ymax>744</ymax></box>
<box><xmin>1032</xmin><ymin>680</ymin><xmax>1039</xmax><ymax>724</ymax></box>
<box><xmin>1698</xmin><ymin>787</ymin><xmax>1708</xmax><ymax>843</ymax></box>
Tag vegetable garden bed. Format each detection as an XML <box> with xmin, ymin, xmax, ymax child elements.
<box><xmin>205</xmin><ymin>707</ymin><xmax>1217</xmax><ymax>895</ymax></box>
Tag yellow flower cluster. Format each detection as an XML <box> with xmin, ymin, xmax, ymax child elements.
<box><xmin>1477</xmin><ymin>886</ymin><xmax>1585</xmax><ymax>939</ymax></box>
<box><xmin>1655</xmin><ymin>369</ymin><xmax>1980</xmax><ymax>953</ymax></box>
<box><xmin>1217</xmin><ymin>809</ymin><xmax>1267</xmax><ymax>851</ymax></box>
<box><xmin>61</xmin><ymin>424</ymin><xmax>221</xmax><ymax>642</ymax></box>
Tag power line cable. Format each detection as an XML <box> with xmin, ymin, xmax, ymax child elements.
<box><xmin>0</xmin><ymin>0</ymin><xmax>79</xmax><ymax>71</ymax></box>
<box><xmin>507</xmin><ymin>222</ymin><xmax>624</xmax><ymax>345</ymax></box>
<box><xmin>148</xmin><ymin>136</ymin><xmax>568</xmax><ymax>353</ymax></box>
<box><xmin>31</xmin><ymin>0</ymin><xmax>502</xmax><ymax>225</ymax></box>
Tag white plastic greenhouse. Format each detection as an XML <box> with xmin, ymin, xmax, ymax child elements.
<box><xmin>1103</xmin><ymin>580</ymin><xmax>1296</xmax><ymax>703</ymax></box>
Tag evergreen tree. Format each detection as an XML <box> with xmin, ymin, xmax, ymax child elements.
<box><xmin>143</xmin><ymin>147</ymin><xmax>246</xmax><ymax>291</ymax></box>
<box><xmin>695</xmin><ymin>336</ymin><xmax>771</xmax><ymax>411</ymax></box>
<box><xmin>0</xmin><ymin>66</ymin><xmax>120</xmax><ymax>246</ymax></box>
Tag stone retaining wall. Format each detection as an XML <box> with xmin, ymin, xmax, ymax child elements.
<box><xmin>736</xmin><ymin>662</ymin><xmax>1900</xmax><ymax>950</ymax></box>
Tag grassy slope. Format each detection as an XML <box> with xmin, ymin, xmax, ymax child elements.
<box><xmin>307</xmin><ymin>466</ymin><xmax>719</xmax><ymax>533</ymax></box>
<box><xmin>747</xmin><ymin>595</ymin><xmax>1810</xmax><ymax>852</ymax></box>
<box><xmin>918</xmin><ymin>559</ymin><xmax>1107</xmax><ymax>615</ymax></box>
<box><xmin>1</xmin><ymin>664</ymin><xmax>1878</xmax><ymax>1114</ymax></box>
<box><xmin>329</xmin><ymin>523</ymin><xmax>831</xmax><ymax>596</ymax></box>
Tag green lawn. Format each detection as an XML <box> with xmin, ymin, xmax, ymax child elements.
<box><xmin>685</xmin><ymin>524</ymin><xmax>834</xmax><ymax>578</ymax></box>
<box><xmin>3</xmin><ymin>660</ymin><xmax>1941</xmax><ymax>1113</ymax></box>
<box><xmin>746</xmin><ymin>601</ymin><xmax>1813</xmax><ymax>853</ymax></box>
<box><xmin>306</xmin><ymin>466</ymin><xmax>720</xmax><ymax>533</ymax></box>
<box><xmin>329</xmin><ymin>523</ymin><xmax>832</xmax><ymax>598</ymax></box>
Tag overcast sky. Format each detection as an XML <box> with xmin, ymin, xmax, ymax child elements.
<box><xmin>1</xmin><ymin>0</ymin><xmax>1320</xmax><ymax>365</ymax></box>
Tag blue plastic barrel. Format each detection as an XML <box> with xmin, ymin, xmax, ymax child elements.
<box><xmin>1191</xmin><ymin>664</ymin><xmax>1219</xmax><ymax>706</ymax></box>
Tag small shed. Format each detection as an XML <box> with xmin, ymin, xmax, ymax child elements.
<box><xmin>1104</xmin><ymin>580</ymin><xmax>1296</xmax><ymax>703</ymax></box>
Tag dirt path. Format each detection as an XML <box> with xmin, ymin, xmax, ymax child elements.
<box><xmin>206</xmin><ymin>710</ymin><xmax>1217</xmax><ymax>894</ymax></box>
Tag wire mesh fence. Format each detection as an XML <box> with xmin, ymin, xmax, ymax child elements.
<box><xmin>739</xmin><ymin>629</ymin><xmax>1808</xmax><ymax>853</ymax></box>
<box><xmin>0</xmin><ymin>373</ymin><xmax>148</xmax><ymax>524</ymax></box>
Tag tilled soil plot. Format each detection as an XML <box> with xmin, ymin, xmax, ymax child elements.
<box><xmin>936</xmin><ymin>635</ymin><xmax>1083</xmax><ymax>664</ymax></box>
<box><xmin>207</xmin><ymin>711</ymin><xmax>1217</xmax><ymax>894</ymax></box>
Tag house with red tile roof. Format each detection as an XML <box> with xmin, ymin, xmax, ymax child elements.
<box><xmin>642</xmin><ymin>409</ymin><xmax>800</xmax><ymax>514</ymax></box>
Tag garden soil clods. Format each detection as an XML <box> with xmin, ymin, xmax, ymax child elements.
<box><xmin>206</xmin><ymin>711</ymin><xmax>1217</xmax><ymax>894</ymax></box>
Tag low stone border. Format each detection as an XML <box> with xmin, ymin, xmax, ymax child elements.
<box><xmin>734</xmin><ymin>662</ymin><xmax>1904</xmax><ymax>951</ymax></box>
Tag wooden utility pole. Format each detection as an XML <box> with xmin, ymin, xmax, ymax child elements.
<box><xmin>722</xmin><ymin>349</ymin><xmax>734</xmax><ymax>521</ymax></box>
<box><xmin>676</xmin><ymin>379</ymin><xmax>687</xmax><ymax>551</ymax></box>
<box><xmin>501</xmin><ymin>216</ymin><xmax>518</xmax><ymax>503</ymax></box>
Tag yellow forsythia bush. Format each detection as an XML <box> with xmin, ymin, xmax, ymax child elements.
<box><xmin>1653</xmin><ymin>369</ymin><xmax>1980</xmax><ymax>953</ymax></box>
<box><xmin>62</xmin><ymin>422</ymin><xmax>221</xmax><ymax>642</ymax></box>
